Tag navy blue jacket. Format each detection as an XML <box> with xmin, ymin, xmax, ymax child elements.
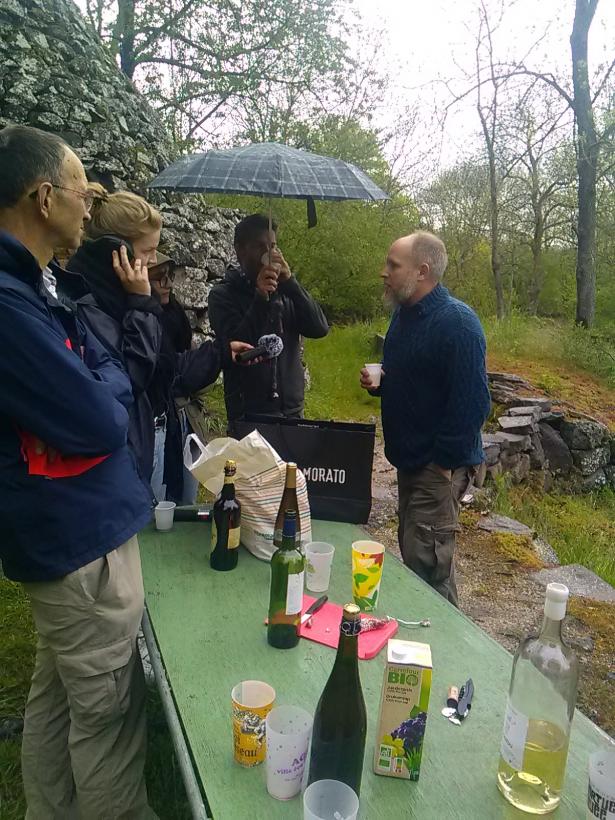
<box><xmin>0</xmin><ymin>231</ymin><xmax>152</xmax><ymax>582</ymax></box>
<box><xmin>380</xmin><ymin>284</ymin><xmax>491</xmax><ymax>472</ymax></box>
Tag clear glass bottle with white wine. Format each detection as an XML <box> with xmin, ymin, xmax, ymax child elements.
<box><xmin>497</xmin><ymin>582</ymin><xmax>579</xmax><ymax>814</ymax></box>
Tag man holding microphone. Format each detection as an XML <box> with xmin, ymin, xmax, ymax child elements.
<box><xmin>209</xmin><ymin>213</ymin><xmax>329</xmax><ymax>422</ymax></box>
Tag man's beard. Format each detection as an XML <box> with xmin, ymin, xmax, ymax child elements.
<box><xmin>382</xmin><ymin>279</ymin><xmax>417</xmax><ymax>311</ymax></box>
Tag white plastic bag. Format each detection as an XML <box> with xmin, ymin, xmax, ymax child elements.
<box><xmin>184</xmin><ymin>430</ymin><xmax>312</xmax><ymax>560</ymax></box>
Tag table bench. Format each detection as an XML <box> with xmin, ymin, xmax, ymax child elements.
<box><xmin>140</xmin><ymin>520</ymin><xmax>606</xmax><ymax>819</ymax></box>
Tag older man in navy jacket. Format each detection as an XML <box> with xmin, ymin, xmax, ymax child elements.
<box><xmin>0</xmin><ymin>125</ymin><xmax>156</xmax><ymax>818</ymax></box>
<box><xmin>361</xmin><ymin>231</ymin><xmax>491</xmax><ymax>607</ymax></box>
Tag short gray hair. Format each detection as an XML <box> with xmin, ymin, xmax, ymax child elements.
<box><xmin>0</xmin><ymin>125</ymin><xmax>67</xmax><ymax>209</ymax></box>
<box><xmin>410</xmin><ymin>231</ymin><xmax>448</xmax><ymax>280</ymax></box>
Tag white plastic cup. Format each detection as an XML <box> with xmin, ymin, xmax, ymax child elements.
<box><xmin>588</xmin><ymin>747</ymin><xmax>615</xmax><ymax>820</ymax></box>
<box><xmin>265</xmin><ymin>705</ymin><xmax>313</xmax><ymax>800</ymax></box>
<box><xmin>304</xmin><ymin>543</ymin><xmax>335</xmax><ymax>593</ymax></box>
<box><xmin>364</xmin><ymin>362</ymin><xmax>382</xmax><ymax>388</ymax></box>
<box><xmin>154</xmin><ymin>501</ymin><xmax>176</xmax><ymax>531</ymax></box>
<box><xmin>303</xmin><ymin>779</ymin><xmax>359</xmax><ymax>820</ymax></box>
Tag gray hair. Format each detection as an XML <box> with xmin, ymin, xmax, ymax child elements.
<box><xmin>0</xmin><ymin>125</ymin><xmax>67</xmax><ymax>209</ymax></box>
<box><xmin>410</xmin><ymin>231</ymin><xmax>448</xmax><ymax>280</ymax></box>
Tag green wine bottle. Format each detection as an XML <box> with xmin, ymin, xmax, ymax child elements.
<box><xmin>210</xmin><ymin>460</ymin><xmax>240</xmax><ymax>572</ymax></box>
<box><xmin>274</xmin><ymin>462</ymin><xmax>301</xmax><ymax>549</ymax></box>
<box><xmin>308</xmin><ymin>603</ymin><xmax>367</xmax><ymax>795</ymax></box>
<box><xmin>267</xmin><ymin>510</ymin><xmax>305</xmax><ymax>649</ymax></box>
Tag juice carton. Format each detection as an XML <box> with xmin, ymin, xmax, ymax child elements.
<box><xmin>373</xmin><ymin>639</ymin><xmax>432</xmax><ymax>781</ymax></box>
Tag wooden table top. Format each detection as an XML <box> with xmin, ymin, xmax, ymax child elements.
<box><xmin>140</xmin><ymin>519</ymin><xmax>603</xmax><ymax>819</ymax></box>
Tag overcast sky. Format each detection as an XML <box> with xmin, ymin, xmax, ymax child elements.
<box><xmin>74</xmin><ymin>0</ymin><xmax>613</xmax><ymax>177</ymax></box>
<box><xmin>351</xmin><ymin>0</ymin><xmax>615</xmax><ymax>171</ymax></box>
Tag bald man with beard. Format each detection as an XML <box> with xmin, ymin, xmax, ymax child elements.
<box><xmin>360</xmin><ymin>231</ymin><xmax>491</xmax><ymax>607</ymax></box>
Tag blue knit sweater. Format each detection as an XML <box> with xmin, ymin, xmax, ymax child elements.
<box><xmin>380</xmin><ymin>284</ymin><xmax>491</xmax><ymax>472</ymax></box>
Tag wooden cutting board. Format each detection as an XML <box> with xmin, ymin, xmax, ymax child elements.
<box><xmin>299</xmin><ymin>594</ymin><xmax>397</xmax><ymax>660</ymax></box>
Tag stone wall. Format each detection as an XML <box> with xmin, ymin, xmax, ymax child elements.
<box><xmin>484</xmin><ymin>373</ymin><xmax>615</xmax><ymax>492</ymax></box>
<box><xmin>0</xmin><ymin>0</ymin><xmax>240</xmax><ymax>334</ymax></box>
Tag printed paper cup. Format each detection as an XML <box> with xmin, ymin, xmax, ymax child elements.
<box><xmin>266</xmin><ymin>705</ymin><xmax>313</xmax><ymax>800</ymax></box>
<box><xmin>352</xmin><ymin>540</ymin><xmax>385</xmax><ymax>611</ymax></box>
<box><xmin>231</xmin><ymin>680</ymin><xmax>275</xmax><ymax>767</ymax></box>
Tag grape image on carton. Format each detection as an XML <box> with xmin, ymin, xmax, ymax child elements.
<box><xmin>373</xmin><ymin>639</ymin><xmax>432</xmax><ymax>781</ymax></box>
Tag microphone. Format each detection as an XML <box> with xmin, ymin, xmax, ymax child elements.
<box><xmin>236</xmin><ymin>334</ymin><xmax>284</xmax><ymax>364</ymax></box>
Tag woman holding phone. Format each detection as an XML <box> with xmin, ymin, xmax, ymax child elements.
<box><xmin>65</xmin><ymin>184</ymin><xmax>251</xmax><ymax>498</ymax></box>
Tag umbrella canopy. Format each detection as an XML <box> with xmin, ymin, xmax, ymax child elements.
<box><xmin>147</xmin><ymin>142</ymin><xmax>388</xmax><ymax>202</ymax></box>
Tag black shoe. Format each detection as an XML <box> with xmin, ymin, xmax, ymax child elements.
<box><xmin>0</xmin><ymin>717</ymin><xmax>24</xmax><ymax>740</ymax></box>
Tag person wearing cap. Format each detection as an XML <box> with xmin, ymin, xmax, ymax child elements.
<box><xmin>146</xmin><ymin>252</ymin><xmax>200</xmax><ymax>504</ymax></box>
<box><xmin>65</xmin><ymin>186</ymin><xmax>252</xmax><ymax>498</ymax></box>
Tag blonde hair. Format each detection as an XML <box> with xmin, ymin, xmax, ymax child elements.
<box><xmin>410</xmin><ymin>230</ymin><xmax>448</xmax><ymax>280</ymax></box>
<box><xmin>86</xmin><ymin>182</ymin><xmax>162</xmax><ymax>241</ymax></box>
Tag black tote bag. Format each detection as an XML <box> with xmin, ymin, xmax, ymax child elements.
<box><xmin>229</xmin><ymin>415</ymin><xmax>375</xmax><ymax>524</ymax></box>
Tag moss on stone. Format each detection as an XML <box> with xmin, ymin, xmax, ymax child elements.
<box><xmin>488</xmin><ymin>532</ymin><xmax>545</xmax><ymax>570</ymax></box>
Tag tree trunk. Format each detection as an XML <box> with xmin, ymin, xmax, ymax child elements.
<box><xmin>113</xmin><ymin>0</ymin><xmax>136</xmax><ymax>79</ymax></box>
<box><xmin>528</xmin><ymin>143</ymin><xmax>544</xmax><ymax>315</ymax></box>
<box><xmin>571</xmin><ymin>0</ymin><xmax>599</xmax><ymax>327</ymax></box>
<box><xmin>479</xmin><ymin>108</ymin><xmax>505</xmax><ymax>318</ymax></box>
<box><xmin>529</xmin><ymin>220</ymin><xmax>544</xmax><ymax>315</ymax></box>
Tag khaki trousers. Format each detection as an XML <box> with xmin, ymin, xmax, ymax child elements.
<box><xmin>21</xmin><ymin>536</ymin><xmax>155</xmax><ymax>820</ymax></box>
<box><xmin>397</xmin><ymin>463</ymin><xmax>473</xmax><ymax>608</ymax></box>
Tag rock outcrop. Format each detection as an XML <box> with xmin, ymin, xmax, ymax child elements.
<box><xmin>486</xmin><ymin>373</ymin><xmax>615</xmax><ymax>492</ymax></box>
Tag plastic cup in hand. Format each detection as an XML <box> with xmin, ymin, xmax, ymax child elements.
<box><xmin>588</xmin><ymin>747</ymin><xmax>615</xmax><ymax>819</ymax></box>
<box><xmin>265</xmin><ymin>705</ymin><xmax>313</xmax><ymax>800</ymax></box>
<box><xmin>154</xmin><ymin>501</ymin><xmax>176</xmax><ymax>531</ymax></box>
<box><xmin>231</xmin><ymin>680</ymin><xmax>275</xmax><ymax>767</ymax></box>
<box><xmin>305</xmin><ymin>542</ymin><xmax>335</xmax><ymax>593</ymax></box>
<box><xmin>352</xmin><ymin>540</ymin><xmax>385</xmax><ymax>611</ymax></box>
<box><xmin>303</xmin><ymin>780</ymin><xmax>359</xmax><ymax>820</ymax></box>
<box><xmin>364</xmin><ymin>362</ymin><xmax>382</xmax><ymax>388</ymax></box>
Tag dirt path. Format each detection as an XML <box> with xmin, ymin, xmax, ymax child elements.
<box><xmin>365</xmin><ymin>434</ymin><xmax>615</xmax><ymax>736</ymax></box>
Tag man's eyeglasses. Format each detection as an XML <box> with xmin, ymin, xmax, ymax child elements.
<box><xmin>29</xmin><ymin>184</ymin><xmax>98</xmax><ymax>213</ymax></box>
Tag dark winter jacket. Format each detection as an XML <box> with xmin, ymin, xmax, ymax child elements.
<box><xmin>65</xmin><ymin>239</ymin><xmax>164</xmax><ymax>482</ymax></box>
<box><xmin>147</xmin><ymin>296</ymin><xmax>224</xmax><ymax>502</ymax></box>
<box><xmin>66</xmin><ymin>240</ymin><xmax>223</xmax><ymax>500</ymax></box>
<box><xmin>208</xmin><ymin>266</ymin><xmax>329</xmax><ymax>421</ymax></box>
<box><xmin>0</xmin><ymin>231</ymin><xmax>152</xmax><ymax>582</ymax></box>
<box><xmin>380</xmin><ymin>284</ymin><xmax>491</xmax><ymax>472</ymax></box>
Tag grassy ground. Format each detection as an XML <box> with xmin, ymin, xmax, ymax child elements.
<box><xmin>303</xmin><ymin>320</ymin><xmax>387</xmax><ymax>422</ymax></box>
<box><xmin>492</xmin><ymin>479</ymin><xmax>615</xmax><ymax>587</ymax></box>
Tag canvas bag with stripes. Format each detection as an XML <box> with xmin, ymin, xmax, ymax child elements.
<box><xmin>184</xmin><ymin>430</ymin><xmax>311</xmax><ymax>560</ymax></box>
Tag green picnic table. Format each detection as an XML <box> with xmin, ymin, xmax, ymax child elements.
<box><xmin>140</xmin><ymin>519</ymin><xmax>605</xmax><ymax>819</ymax></box>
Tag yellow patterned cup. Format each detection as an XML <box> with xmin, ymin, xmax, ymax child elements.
<box><xmin>352</xmin><ymin>540</ymin><xmax>385</xmax><ymax>611</ymax></box>
<box><xmin>231</xmin><ymin>680</ymin><xmax>275</xmax><ymax>767</ymax></box>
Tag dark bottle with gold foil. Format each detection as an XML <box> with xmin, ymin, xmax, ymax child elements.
<box><xmin>274</xmin><ymin>463</ymin><xmax>301</xmax><ymax>549</ymax></box>
<box><xmin>267</xmin><ymin>510</ymin><xmax>305</xmax><ymax>649</ymax></box>
<box><xmin>308</xmin><ymin>603</ymin><xmax>367</xmax><ymax>795</ymax></box>
<box><xmin>210</xmin><ymin>460</ymin><xmax>240</xmax><ymax>571</ymax></box>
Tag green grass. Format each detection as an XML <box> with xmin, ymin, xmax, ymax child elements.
<box><xmin>303</xmin><ymin>320</ymin><xmax>387</xmax><ymax>422</ymax></box>
<box><xmin>483</xmin><ymin>313</ymin><xmax>615</xmax><ymax>387</ymax></box>
<box><xmin>492</xmin><ymin>480</ymin><xmax>615</xmax><ymax>586</ymax></box>
<box><xmin>0</xmin><ymin>579</ymin><xmax>35</xmax><ymax>820</ymax></box>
